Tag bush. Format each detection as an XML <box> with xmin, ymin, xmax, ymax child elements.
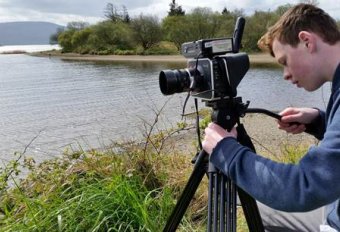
<box><xmin>138</xmin><ymin>41</ymin><xmax>179</xmax><ymax>55</ymax></box>
<box><xmin>114</xmin><ymin>49</ymin><xmax>136</xmax><ymax>55</ymax></box>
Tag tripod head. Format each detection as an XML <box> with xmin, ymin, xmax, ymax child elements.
<box><xmin>205</xmin><ymin>97</ymin><xmax>282</xmax><ymax>131</ymax></box>
<box><xmin>205</xmin><ymin>97</ymin><xmax>249</xmax><ymax>131</ymax></box>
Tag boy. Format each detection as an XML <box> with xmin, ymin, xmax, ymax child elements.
<box><xmin>202</xmin><ymin>4</ymin><xmax>340</xmax><ymax>231</ymax></box>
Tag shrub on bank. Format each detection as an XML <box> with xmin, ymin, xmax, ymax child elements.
<box><xmin>140</xmin><ymin>42</ymin><xmax>179</xmax><ymax>55</ymax></box>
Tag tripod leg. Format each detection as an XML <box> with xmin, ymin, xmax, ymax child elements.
<box><xmin>213</xmin><ymin>172</ymin><xmax>220</xmax><ymax>232</ymax></box>
<box><xmin>238</xmin><ymin>187</ymin><xmax>264</xmax><ymax>232</ymax></box>
<box><xmin>236</xmin><ymin>124</ymin><xmax>265</xmax><ymax>232</ymax></box>
<box><xmin>220</xmin><ymin>174</ymin><xmax>227</xmax><ymax>231</ymax></box>
<box><xmin>163</xmin><ymin>150</ymin><xmax>207</xmax><ymax>232</ymax></box>
<box><xmin>207</xmin><ymin>162</ymin><xmax>220</xmax><ymax>232</ymax></box>
<box><xmin>226</xmin><ymin>178</ymin><xmax>235</xmax><ymax>232</ymax></box>
<box><xmin>231</xmin><ymin>181</ymin><xmax>237</xmax><ymax>232</ymax></box>
<box><xmin>208</xmin><ymin>172</ymin><xmax>213</xmax><ymax>232</ymax></box>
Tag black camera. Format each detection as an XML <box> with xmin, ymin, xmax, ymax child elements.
<box><xmin>159</xmin><ymin>17</ymin><xmax>248</xmax><ymax>101</ymax></box>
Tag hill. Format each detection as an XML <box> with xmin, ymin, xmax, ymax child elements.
<box><xmin>0</xmin><ymin>21</ymin><xmax>64</xmax><ymax>45</ymax></box>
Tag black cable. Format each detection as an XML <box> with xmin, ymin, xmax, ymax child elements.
<box><xmin>181</xmin><ymin>91</ymin><xmax>191</xmax><ymax>120</ymax></box>
<box><xmin>195</xmin><ymin>98</ymin><xmax>202</xmax><ymax>150</ymax></box>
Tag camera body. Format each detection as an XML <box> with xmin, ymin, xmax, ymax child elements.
<box><xmin>186</xmin><ymin>53</ymin><xmax>249</xmax><ymax>100</ymax></box>
<box><xmin>159</xmin><ymin>17</ymin><xmax>248</xmax><ymax>101</ymax></box>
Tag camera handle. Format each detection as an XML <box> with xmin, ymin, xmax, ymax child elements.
<box><xmin>163</xmin><ymin>97</ymin><xmax>281</xmax><ymax>231</ymax></box>
<box><xmin>233</xmin><ymin>17</ymin><xmax>245</xmax><ymax>53</ymax></box>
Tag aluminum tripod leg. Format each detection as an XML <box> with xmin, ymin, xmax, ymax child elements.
<box><xmin>163</xmin><ymin>123</ymin><xmax>265</xmax><ymax>232</ymax></box>
<box><xmin>236</xmin><ymin>124</ymin><xmax>265</xmax><ymax>232</ymax></box>
<box><xmin>208</xmin><ymin>163</ymin><xmax>237</xmax><ymax>232</ymax></box>
<box><xmin>163</xmin><ymin>150</ymin><xmax>207</xmax><ymax>232</ymax></box>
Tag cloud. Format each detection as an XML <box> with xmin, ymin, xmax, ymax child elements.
<box><xmin>0</xmin><ymin>0</ymin><xmax>106</xmax><ymax>16</ymax></box>
<box><xmin>0</xmin><ymin>0</ymin><xmax>155</xmax><ymax>16</ymax></box>
<box><xmin>0</xmin><ymin>0</ymin><xmax>338</xmax><ymax>25</ymax></box>
<box><xmin>0</xmin><ymin>0</ymin><xmax>160</xmax><ymax>25</ymax></box>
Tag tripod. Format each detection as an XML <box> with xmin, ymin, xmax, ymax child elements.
<box><xmin>163</xmin><ymin>97</ymin><xmax>281</xmax><ymax>231</ymax></box>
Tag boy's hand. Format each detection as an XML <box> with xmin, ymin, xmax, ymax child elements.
<box><xmin>202</xmin><ymin>123</ymin><xmax>237</xmax><ymax>155</ymax></box>
<box><xmin>278</xmin><ymin>107</ymin><xmax>319</xmax><ymax>134</ymax></box>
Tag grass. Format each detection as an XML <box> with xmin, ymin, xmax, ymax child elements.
<box><xmin>0</xmin><ymin>124</ymin><xmax>210</xmax><ymax>232</ymax></box>
<box><xmin>262</xmin><ymin>141</ymin><xmax>309</xmax><ymax>164</ymax></box>
<box><xmin>0</xmin><ymin>117</ymin><xmax>309</xmax><ymax>231</ymax></box>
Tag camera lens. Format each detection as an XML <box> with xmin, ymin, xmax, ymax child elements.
<box><xmin>159</xmin><ymin>69</ymin><xmax>191</xmax><ymax>95</ymax></box>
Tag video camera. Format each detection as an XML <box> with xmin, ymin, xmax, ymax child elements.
<box><xmin>159</xmin><ymin>17</ymin><xmax>249</xmax><ymax>101</ymax></box>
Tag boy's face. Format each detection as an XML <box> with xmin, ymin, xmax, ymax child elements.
<box><xmin>272</xmin><ymin>38</ymin><xmax>326</xmax><ymax>92</ymax></box>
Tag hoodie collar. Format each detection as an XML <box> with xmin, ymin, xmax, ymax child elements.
<box><xmin>332</xmin><ymin>63</ymin><xmax>340</xmax><ymax>93</ymax></box>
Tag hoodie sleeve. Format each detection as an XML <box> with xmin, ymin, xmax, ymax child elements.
<box><xmin>210</xmin><ymin>105</ymin><xmax>340</xmax><ymax>212</ymax></box>
<box><xmin>305</xmin><ymin>109</ymin><xmax>326</xmax><ymax>140</ymax></box>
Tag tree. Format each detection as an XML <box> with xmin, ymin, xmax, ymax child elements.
<box><xmin>49</xmin><ymin>27</ymin><xmax>65</xmax><ymax>44</ymax></box>
<box><xmin>168</xmin><ymin>0</ymin><xmax>185</xmax><ymax>16</ymax></box>
<box><xmin>122</xmin><ymin>5</ymin><xmax>131</xmax><ymax>23</ymax></box>
<box><xmin>229</xmin><ymin>8</ymin><xmax>245</xmax><ymax>20</ymax></box>
<box><xmin>162</xmin><ymin>15</ymin><xmax>192</xmax><ymax>49</ymax></box>
<box><xmin>217</xmin><ymin>12</ymin><xmax>237</xmax><ymax>37</ymax></box>
<box><xmin>104</xmin><ymin>3</ymin><xmax>130</xmax><ymax>23</ymax></box>
<box><xmin>89</xmin><ymin>21</ymin><xmax>135</xmax><ymax>51</ymax></box>
<box><xmin>57</xmin><ymin>22</ymin><xmax>89</xmax><ymax>52</ymax></box>
<box><xmin>185</xmin><ymin>7</ymin><xmax>222</xmax><ymax>40</ymax></box>
<box><xmin>66</xmin><ymin>21</ymin><xmax>89</xmax><ymax>30</ymax></box>
<box><xmin>131</xmin><ymin>15</ymin><xmax>162</xmax><ymax>51</ymax></box>
<box><xmin>242</xmin><ymin>10</ymin><xmax>278</xmax><ymax>52</ymax></box>
<box><xmin>58</xmin><ymin>30</ymin><xmax>76</xmax><ymax>52</ymax></box>
<box><xmin>299</xmin><ymin>0</ymin><xmax>319</xmax><ymax>5</ymax></box>
<box><xmin>71</xmin><ymin>27</ymin><xmax>93</xmax><ymax>53</ymax></box>
<box><xmin>275</xmin><ymin>4</ymin><xmax>293</xmax><ymax>16</ymax></box>
<box><xmin>104</xmin><ymin>3</ymin><xmax>119</xmax><ymax>22</ymax></box>
<box><xmin>222</xmin><ymin>7</ymin><xmax>230</xmax><ymax>15</ymax></box>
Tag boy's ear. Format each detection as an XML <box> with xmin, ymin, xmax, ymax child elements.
<box><xmin>298</xmin><ymin>31</ymin><xmax>316</xmax><ymax>52</ymax></box>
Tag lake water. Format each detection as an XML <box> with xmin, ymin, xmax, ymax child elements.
<box><xmin>0</xmin><ymin>52</ymin><xmax>331</xmax><ymax>163</ymax></box>
<box><xmin>0</xmin><ymin>44</ymin><xmax>60</xmax><ymax>53</ymax></box>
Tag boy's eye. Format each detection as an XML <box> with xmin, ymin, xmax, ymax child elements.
<box><xmin>279</xmin><ymin>59</ymin><xmax>287</xmax><ymax>66</ymax></box>
<box><xmin>277</xmin><ymin>57</ymin><xmax>286</xmax><ymax>66</ymax></box>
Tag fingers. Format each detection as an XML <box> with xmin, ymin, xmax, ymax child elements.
<box><xmin>204</xmin><ymin>123</ymin><xmax>227</xmax><ymax>142</ymax></box>
<box><xmin>278</xmin><ymin>107</ymin><xmax>310</xmax><ymax>134</ymax></box>
<box><xmin>206</xmin><ymin>123</ymin><xmax>237</xmax><ymax>138</ymax></box>
<box><xmin>277</xmin><ymin>120</ymin><xmax>306</xmax><ymax>134</ymax></box>
<box><xmin>202</xmin><ymin>139</ymin><xmax>213</xmax><ymax>155</ymax></box>
<box><xmin>202</xmin><ymin>123</ymin><xmax>238</xmax><ymax>155</ymax></box>
<box><xmin>279</xmin><ymin>108</ymin><xmax>302</xmax><ymax>123</ymax></box>
<box><xmin>279</xmin><ymin>107</ymin><xmax>298</xmax><ymax>116</ymax></box>
<box><xmin>279</xmin><ymin>107</ymin><xmax>318</xmax><ymax>124</ymax></box>
<box><xmin>202</xmin><ymin>125</ymin><xmax>220</xmax><ymax>155</ymax></box>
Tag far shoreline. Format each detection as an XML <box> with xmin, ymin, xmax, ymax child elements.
<box><xmin>30</xmin><ymin>50</ymin><xmax>280</xmax><ymax>68</ymax></box>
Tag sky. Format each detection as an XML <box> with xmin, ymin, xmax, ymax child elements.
<box><xmin>0</xmin><ymin>0</ymin><xmax>339</xmax><ymax>26</ymax></box>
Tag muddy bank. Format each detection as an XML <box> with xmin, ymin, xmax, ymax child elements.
<box><xmin>164</xmin><ymin>113</ymin><xmax>318</xmax><ymax>159</ymax></box>
<box><xmin>31</xmin><ymin>51</ymin><xmax>279</xmax><ymax>67</ymax></box>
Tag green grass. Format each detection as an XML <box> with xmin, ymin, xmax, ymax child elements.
<box><xmin>0</xmin><ymin>143</ymin><xmax>207</xmax><ymax>231</ymax></box>
<box><xmin>0</xmin><ymin>124</ymin><xmax>309</xmax><ymax>231</ymax></box>
<box><xmin>279</xmin><ymin>143</ymin><xmax>308</xmax><ymax>164</ymax></box>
